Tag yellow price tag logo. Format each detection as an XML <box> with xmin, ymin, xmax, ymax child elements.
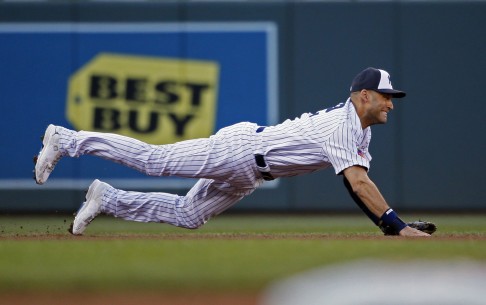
<box><xmin>67</xmin><ymin>53</ymin><xmax>219</xmax><ymax>144</ymax></box>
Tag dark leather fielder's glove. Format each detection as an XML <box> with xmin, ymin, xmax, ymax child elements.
<box><xmin>380</xmin><ymin>220</ymin><xmax>437</xmax><ymax>236</ymax></box>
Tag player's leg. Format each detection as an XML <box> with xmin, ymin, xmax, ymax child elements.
<box><xmin>63</xmin><ymin>129</ymin><xmax>219</xmax><ymax>178</ymax></box>
<box><xmin>105</xmin><ymin>178</ymin><xmax>246</xmax><ymax>229</ymax></box>
<box><xmin>35</xmin><ymin>123</ymin><xmax>255</xmax><ymax>184</ymax></box>
<box><xmin>34</xmin><ymin>124</ymin><xmax>217</xmax><ymax>183</ymax></box>
<box><xmin>70</xmin><ymin>178</ymin><xmax>249</xmax><ymax>235</ymax></box>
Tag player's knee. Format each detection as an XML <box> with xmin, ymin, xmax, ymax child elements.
<box><xmin>143</xmin><ymin>146</ymin><xmax>170</xmax><ymax>177</ymax></box>
<box><xmin>174</xmin><ymin>201</ymin><xmax>208</xmax><ymax>229</ymax></box>
<box><xmin>143</xmin><ymin>165</ymin><xmax>166</xmax><ymax>177</ymax></box>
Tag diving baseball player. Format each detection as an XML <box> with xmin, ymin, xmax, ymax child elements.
<box><xmin>34</xmin><ymin>67</ymin><xmax>434</xmax><ymax>237</ymax></box>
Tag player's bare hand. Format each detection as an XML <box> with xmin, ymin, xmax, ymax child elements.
<box><xmin>398</xmin><ymin>226</ymin><xmax>431</xmax><ymax>237</ymax></box>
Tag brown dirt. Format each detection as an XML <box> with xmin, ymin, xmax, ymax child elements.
<box><xmin>1</xmin><ymin>232</ymin><xmax>485</xmax><ymax>241</ymax></box>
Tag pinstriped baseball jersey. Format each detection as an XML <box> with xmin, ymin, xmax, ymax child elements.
<box><xmin>54</xmin><ymin>99</ymin><xmax>372</xmax><ymax>228</ymax></box>
<box><xmin>258</xmin><ymin>98</ymin><xmax>372</xmax><ymax>177</ymax></box>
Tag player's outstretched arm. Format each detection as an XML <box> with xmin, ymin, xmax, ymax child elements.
<box><xmin>342</xmin><ymin>166</ymin><xmax>430</xmax><ymax>237</ymax></box>
<box><xmin>342</xmin><ymin>166</ymin><xmax>390</xmax><ymax>217</ymax></box>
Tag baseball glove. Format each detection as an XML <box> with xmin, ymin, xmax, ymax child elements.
<box><xmin>380</xmin><ymin>220</ymin><xmax>437</xmax><ymax>236</ymax></box>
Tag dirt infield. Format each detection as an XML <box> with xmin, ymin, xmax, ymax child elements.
<box><xmin>1</xmin><ymin>232</ymin><xmax>485</xmax><ymax>241</ymax></box>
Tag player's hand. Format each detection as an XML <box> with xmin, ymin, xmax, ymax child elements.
<box><xmin>398</xmin><ymin>226</ymin><xmax>431</xmax><ymax>237</ymax></box>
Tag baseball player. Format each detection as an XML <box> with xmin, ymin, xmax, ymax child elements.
<box><xmin>34</xmin><ymin>67</ymin><xmax>433</xmax><ymax>237</ymax></box>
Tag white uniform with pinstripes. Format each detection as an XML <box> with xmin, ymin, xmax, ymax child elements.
<box><xmin>57</xmin><ymin>98</ymin><xmax>371</xmax><ymax>229</ymax></box>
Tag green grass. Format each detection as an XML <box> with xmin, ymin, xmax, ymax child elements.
<box><xmin>0</xmin><ymin>214</ymin><xmax>485</xmax><ymax>293</ymax></box>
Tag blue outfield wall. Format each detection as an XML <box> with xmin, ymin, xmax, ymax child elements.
<box><xmin>0</xmin><ymin>1</ymin><xmax>485</xmax><ymax>212</ymax></box>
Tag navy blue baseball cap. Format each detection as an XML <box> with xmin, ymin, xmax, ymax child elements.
<box><xmin>350</xmin><ymin>67</ymin><xmax>406</xmax><ymax>98</ymax></box>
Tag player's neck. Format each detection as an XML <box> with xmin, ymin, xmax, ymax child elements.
<box><xmin>350</xmin><ymin>98</ymin><xmax>370</xmax><ymax>129</ymax></box>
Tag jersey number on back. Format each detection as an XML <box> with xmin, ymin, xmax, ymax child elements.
<box><xmin>309</xmin><ymin>102</ymin><xmax>345</xmax><ymax>117</ymax></box>
<box><xmin>324</xmin><ymin>102</ymin><xmax>346</xmax><ymax>113</ymax></box>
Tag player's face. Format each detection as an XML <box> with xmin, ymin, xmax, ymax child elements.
<box><xmin>368</xmin><ymin>91</ymin><xmax>394</xmax><ymax>125</ymax></box>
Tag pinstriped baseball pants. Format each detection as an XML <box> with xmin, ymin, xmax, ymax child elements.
<box><xmin>58</xmin><ymin>122</ymin><xmax>264</xmax><ymax>229</ymax></box>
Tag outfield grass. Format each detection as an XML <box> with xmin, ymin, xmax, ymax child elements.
<box><xmin>0</xmin><ymin>214</ymin><xmax>485</xmax><ymax>294</ymax></box>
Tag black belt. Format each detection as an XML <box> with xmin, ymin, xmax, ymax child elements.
<box><xmin>255</xmin><ymin>126</ymin><xmax>274</xmax><ymax>181</ymax></box>
<box><xmin>254</xmin><ymin>154</ymin><xmax>275</xmax><ymax>181</ymax></box>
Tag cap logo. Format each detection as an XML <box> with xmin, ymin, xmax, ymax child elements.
<box><xmin>377</xmin><ymin>69</ymin><xmax>393</xmax><ymax>90</ymax></box>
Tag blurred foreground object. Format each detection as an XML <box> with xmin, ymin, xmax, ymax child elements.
<box><xmin>261</xmin><ymin>260</ymin><xmax>486</xmax><ymax>305</ymax></box>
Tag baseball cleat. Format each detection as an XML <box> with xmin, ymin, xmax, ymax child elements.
<box><xmin>69</xmin><ymin>179</ymin><xmax>110</xmax><ymax>236</ymax></box>
<box><xmin>34</xmin><ymin>124</ymin><xmax>62</xmax><ymax>185</ymax></box>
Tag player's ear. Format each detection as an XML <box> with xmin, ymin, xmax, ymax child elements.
<box><xmin>360</xmin><ymin>89</ymin><xmax>370</xmax><ymax>103</ymax></box>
